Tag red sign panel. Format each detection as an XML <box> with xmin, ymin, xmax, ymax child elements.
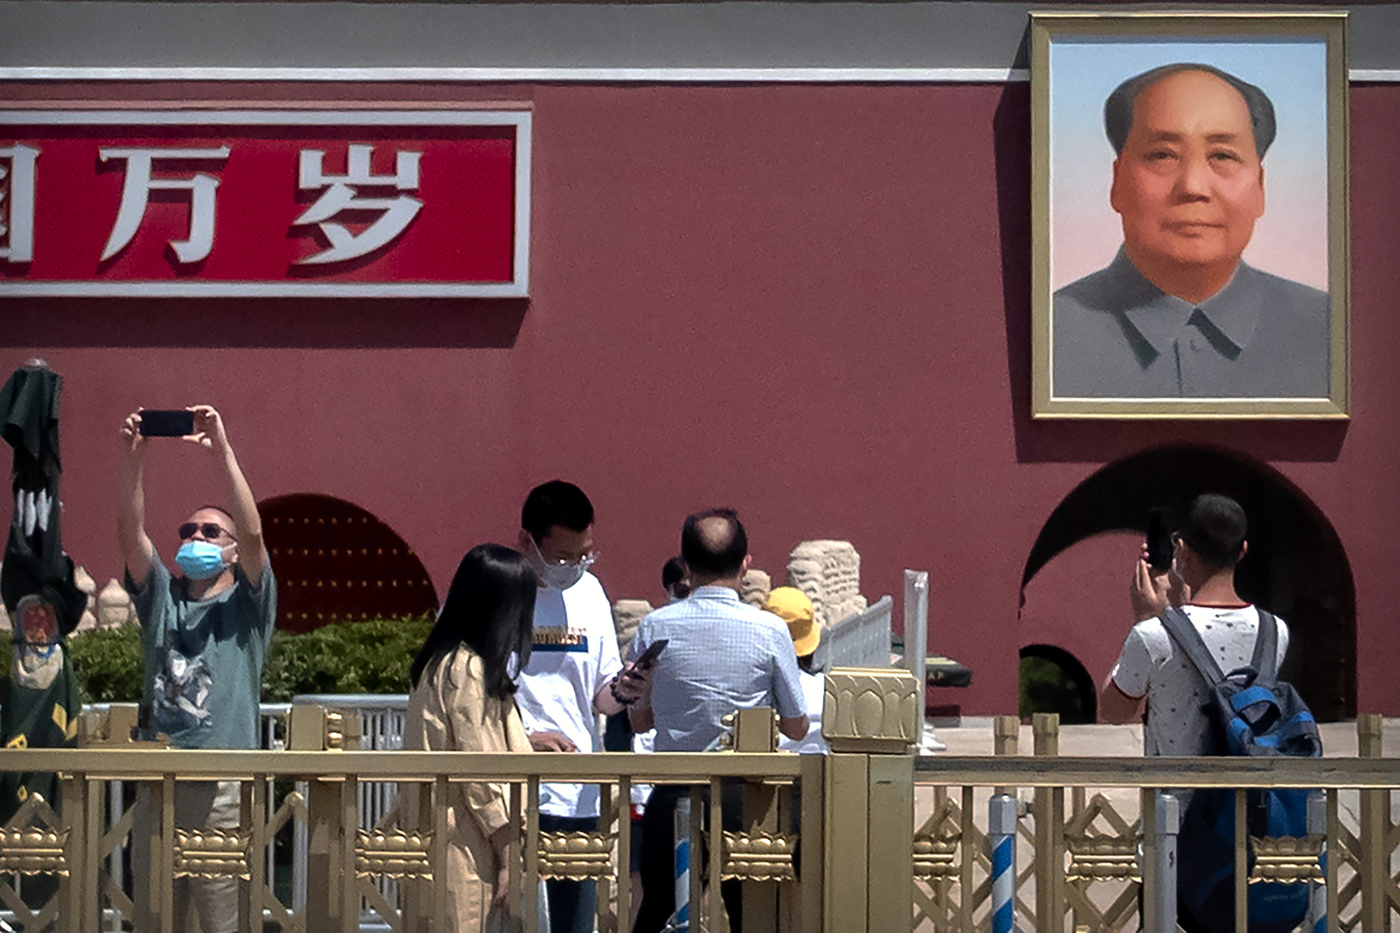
<box><xmin>0</xmin><ymin>110</ymin><xmax>530</xmax><ymax>297</ymax></box>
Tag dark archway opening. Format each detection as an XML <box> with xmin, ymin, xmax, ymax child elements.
<box><xmin>1020</xmin><ymin>644</ymin><xmax>1097</xmax><ymax>725</ymax></box>
<box><xmin>260</xmin><ymin>493</ymin><xmax>437</xmax><ymax>634</ymax></box>
<box><xmin>1020</xmin><ymin>444</ymin><xmax>1356</xmax><ymax>720</ymax></box>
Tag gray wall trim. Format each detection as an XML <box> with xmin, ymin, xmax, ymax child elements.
<box><xmin>0</xmin><ymin>66</ymin><xmax>1030</xmax><ymax>84</ymax></box>
<box><xmin>5</xmin><ymin>2</ymin><xmax>1400</xmax><ymax>76</ymax></box>
<box><xmin>7</xmin><ymin>66</ymin><xmax>1400</xmax><ymax>84</ymax></box>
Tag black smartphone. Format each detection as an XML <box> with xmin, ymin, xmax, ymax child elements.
<box><xmin>633</xmin><ymin>638</ymin><xmax>669</xmax><ymax>669</ymax></box>
<box><xmin>139</xmin><ymin>409</ymin><xmax>194</xmax><ymax>437</ymax></box>
<box><xmin>1147</xmin><ymin>507</ymin><xmax>1174</xmax><ymax>570</ymax></box>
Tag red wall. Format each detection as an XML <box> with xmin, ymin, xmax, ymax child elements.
<box><xmin>6</xmin><ymin>80</ymin><xmax>1400</xmax><ymax>715</ymax></box>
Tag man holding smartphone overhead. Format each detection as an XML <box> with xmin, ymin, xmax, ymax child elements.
<box><xmin>118</xmin><ymin>406</ymin><xmax>276</xmax><ymax>933</ymax></box>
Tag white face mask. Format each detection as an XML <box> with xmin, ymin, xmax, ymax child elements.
<box><xmin>529</xmin><ymin>539</ymin><xmax>595</xmax><ymax>591</ymax></box>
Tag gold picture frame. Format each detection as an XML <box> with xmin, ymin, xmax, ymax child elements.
<box><xmin>1030</xmin><ymin>12</ymin><xmax>1349</xmax><ymax>419</ymax></box>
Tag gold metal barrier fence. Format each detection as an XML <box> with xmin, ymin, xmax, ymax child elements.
<box><xmin>1</xmin><ymin>675</ymin><xmax>1398</xmax><ymax>933</ymax></box>
<box><xmin>0</xmin><ymin>703</ymin><xmax>817</xmax><ymax>933</ymax></box>
<box><xmin>904</xmin><ymin>714</ymin><xmax>1400</xmax><ymax>933</ymax></box>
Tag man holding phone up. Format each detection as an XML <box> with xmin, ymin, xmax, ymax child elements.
<box><xmin>118</xmin><ymin>406</ymin><xmax>276</xmax><ymax>933</ymax></box>
<box><xmin>1097</xmin><ymin>494</ymin><xmax>1289</xmax><ymax>755</ymax></box>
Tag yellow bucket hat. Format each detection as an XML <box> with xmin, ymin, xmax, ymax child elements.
<box><xmin>765</xmin><ymin>586</ymin><xmax>819</xmax><ymax>657</ymax></box>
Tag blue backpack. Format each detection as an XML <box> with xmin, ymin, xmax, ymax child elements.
<box><xmin>1160</xmin><ymin>607</ymin><xmax>1322</xmax><ymax>933</ymax></box>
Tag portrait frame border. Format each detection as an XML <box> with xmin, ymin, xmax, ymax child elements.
<box><xmin>1029</xmin><ymin>11</ymin><xmax>1350</xmax><ymax>420</ymax></box>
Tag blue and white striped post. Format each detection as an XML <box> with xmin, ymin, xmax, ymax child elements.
<box><xmin>1308</xmin><ymin>792</ymin><xmax>1327</xmax><ymax>933</ymax></box>
<box><xmin>1149</xmin><ymin>792</ymin><xmax>1180</xmax><ymax>933</ymax></box>
<box><xmin>671</xmin><ymin>796</ymin><xmax>692</xmax><ymax>933</ymax></box>
<box><xmin>989</xmin><ymin>793</ymin><xmax>1018</xmax><ymax>933</ymax></box>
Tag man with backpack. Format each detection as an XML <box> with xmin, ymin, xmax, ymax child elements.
<box><xmin>1099</xmin><ymin>493</ymin><xmax>1321</xmax><ymax>933</ymax></box>
<box><xmin>1099</xmin><ymin>493</ymin><xmax>1288</xmax><ymax>754</ymax></box>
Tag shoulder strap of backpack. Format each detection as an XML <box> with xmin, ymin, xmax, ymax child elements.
<box><xmin>1160</xmin><ymin>606</ymin><xmax>1228</xmax><ymax>687</ymax></box>
<box><xmin>1251</xmin><ymin>609</ymin><xmax>1279</xmax><ymax>683</ymax></box>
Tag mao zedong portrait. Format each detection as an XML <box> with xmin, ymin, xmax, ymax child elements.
<box><xmin>1053</xmin><ymin>64</ymin><xmax>1330</xmax><ymax>399</ymax></box>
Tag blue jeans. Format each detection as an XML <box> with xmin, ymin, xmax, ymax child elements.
<box><xmin>538</xmin><ymin>814</ymin><xmax>599</xmax><ymax>933</ymax></box>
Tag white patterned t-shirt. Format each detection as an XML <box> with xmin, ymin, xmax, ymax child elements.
<box><xmin>1110</xmin><ymin>604</ymin><xmax>1289</xmax><ymax>757</ymax></box>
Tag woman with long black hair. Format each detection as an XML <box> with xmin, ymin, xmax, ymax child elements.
<box><xmin>405</xmin><ymin>543</ymin><xmax>537</xmax><ymax>932</ymax></box>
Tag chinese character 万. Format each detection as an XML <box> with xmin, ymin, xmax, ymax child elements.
<box><xmin>99</xmin><ymin>147</ymin><xmax>231</xmax><ymax>264</ymax></box>
<box><xmin>0</xmin><ymin>145</ymin><xmax>39</xmax><ymax>263</ymax></box>
<box><xmin>293</xmin><ymin>144</ymin><xmax>422</xmax><ymax>265</ymax></box>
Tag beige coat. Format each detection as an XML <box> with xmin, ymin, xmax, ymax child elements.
<box><xmin>405</xmin><ymin>646</ymin><xmax>532</xmax><ymax>933</ymax></box>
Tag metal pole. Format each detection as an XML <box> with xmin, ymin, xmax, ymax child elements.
<box><xmin>903</xmin><ymin>571</ymin><xmax>935</xmax><ymax>750</ymax></box>
<box><xmin>989</xmin><ymin>794</ymin><xmax>1017</xmax><ymax>933</ymax></box>
<box><xmin>293</xmin><ymin>780</ymin><xmax>309</xmax><ymax>912</ymax></box>
<box><xmin>903</xmin><ymin>570</ymin><xmax>929</xmax><ymax>693</ymax></box>
<box><xmin>1150</xmin><ymin>792</ymin><xmax>1179</xmax><ymax>933</ymax></box>
<box><xmin>1308</xmin><ymin>791</ymin><xmax>1327</xmax><ymax>933</ymax></box>
<box><xmin>109</xmin><ymin>778</ymin><xmax>124</xmax><ymax>933</ymax></box>
<box><xmin>672</xmin><ymin>795</ymin><xmax>691</xmax><ymax>932</ymax></box>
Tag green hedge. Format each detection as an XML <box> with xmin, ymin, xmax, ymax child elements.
<box><xmin>65</xmin><ymin>626</ymin><xmax>146</xmax><ymax>703</ymax></box>
<box><xmin>57</xmin><ymin>618</ymin><xmax>433</xmax><ymax>704</ymax></box>
<box><xmin>261</xmin><ymin>618</ymin><xmax>432</xmax><ymax>701</ymax></box>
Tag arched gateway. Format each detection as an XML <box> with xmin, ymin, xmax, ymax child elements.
<box><xmin>259</xmin><ymin>493</ymin><xmax>437</xmax><ymax>633</ymax></box>
<box><xmin>1020</xmin><ymin>445</ymin><xmax>1356</xmax><ymax>721</ymax></box>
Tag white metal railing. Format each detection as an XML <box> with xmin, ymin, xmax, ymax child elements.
<box><xmin>812</xmin><ymin>593</ymin><xmax>893</xmax><ymax>671</ymax></box>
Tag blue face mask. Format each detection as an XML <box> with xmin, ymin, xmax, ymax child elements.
<box><xmin>175</xmin><ymin>540</ymin><xmax>228</xmax><ymax>580</ymax></box>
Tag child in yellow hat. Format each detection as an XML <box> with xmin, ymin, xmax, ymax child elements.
<box><xmin>763</xmin><ymin>587</ymin><xmax>828</xmax><ymax>754</ymax></box>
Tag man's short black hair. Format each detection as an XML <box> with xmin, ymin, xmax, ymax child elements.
<box><xmin>681</xmin><ymin>508</ymin><xmax>748</xmax><ymax>580</ymax></box>
<box><xmin>1104</xmin><ymin>63</ymin><xmax>1277</xmax><ymax>159</ymax></box>
<box><xmin>521</xmin><ymin>481</ymin><xmax>594</xmax><ymax>541</ymax></box>
<box><xmin>1177</xmin><ymin>493</ymin><xmax>1248</xmax><ymax>569</ymax></box>
<box><xmin>192</xmin><ymin>504</ymin><xmax>238</xmax><ymax>536</ymax></box>
<box><xmin>662</xmin><ymin>556</ymin><xmax>688</xmax><ymax>590</ymax></box>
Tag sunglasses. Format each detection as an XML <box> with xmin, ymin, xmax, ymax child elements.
<box><xmin>178</xmin><ymin>522</ymin><xmax>234</xmax><ymax>542</ymax></box>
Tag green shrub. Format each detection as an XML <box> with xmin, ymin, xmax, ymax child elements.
<box><xmin>261</xmin><ymin>618</ymin><xmax>432</xmax><ymax>701</ymax></box>
<box><xmin>59</xmin><ymin>618</ymin><xmax>433</xmax><ymax>704</ymax></box>
<box><xmin>66</xmin><ymin>625</ymin><xmax>144</xmax><ymax>703</ymax></box>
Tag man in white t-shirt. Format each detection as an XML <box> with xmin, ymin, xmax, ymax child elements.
<box><xmin>514</xmin><ymin>481</ymin><xmax>645</xmax><ymax>933</ymax></box>
<box><xmin>1099</xmin><ymin>493</ymin><xmax>1288</xmax><ymax>756</ymax></box>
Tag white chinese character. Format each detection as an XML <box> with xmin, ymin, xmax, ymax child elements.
<box><xmin>293</xmin><ymin>144</ymin><xmax>422</xmax><ymax>265</ymax></box>
<box><xmin>99</xmin><ymin>147</ymin><xmax>230</xmax><ymax>264</ymax></box>
<box><xmin>0</xmin><ymin>145</ymin><xmax>39</xmax><ymax>263</ymax></box>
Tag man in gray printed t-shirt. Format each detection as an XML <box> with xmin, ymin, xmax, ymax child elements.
<box><xmin>119</xmin><ymin>405</ymin><xmax>276</xmax><ymax>933</ymax></box>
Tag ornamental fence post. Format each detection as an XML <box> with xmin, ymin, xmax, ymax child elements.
<box><xmin>1307</xmin><ymin>790</ymin><xmax>1327</xmax><ymax>933</ymax></box>
<box><xmin>1032</xmin><ymin>713</ymin><xmax>1063</xmax><ymax>933</ymax></box>
<box><xmin>1357</xmin><ymin>715</ymin><xmax>1391</xmax><ymax>933</ymax></box>
<box><xmin>820</xmin><ymin>667</ymin><xmax>920</xmax><ymax>933</ymax></box>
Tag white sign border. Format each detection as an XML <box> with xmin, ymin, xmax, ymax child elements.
<box><xmin>0</xmin><ymin>109</ymin><xmax>532</xmax><ymax>298</ymax></box>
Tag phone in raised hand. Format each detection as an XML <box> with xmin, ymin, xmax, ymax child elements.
<box><xmin>138</xmin><ymin>410</ymin><xmax>195</xmax><ymax>438</ymax></box>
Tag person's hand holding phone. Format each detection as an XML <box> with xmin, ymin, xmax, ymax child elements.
<box><xmin>120</xmin><ymin>410</ymin><xmax>148</xmax><ymax>456</ymax></box>
<box><xmin>1130</xmin><ymin>542</ymin><xmax>1173</xmax><ymax>622</ymax></box>
<box><xmin>612</xmin><ymin>639</ymin><xmax>665</xmax><ymax>707</ymax></box>
<box><xmin>610</xmin><ymin>660</ymin><xmax>654</xmax><ymax>707</ymax></box>
<box><xmin>185</xmin><ymin>405</ymin><xmax>231</xmax><ymax>455</ymax></box>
